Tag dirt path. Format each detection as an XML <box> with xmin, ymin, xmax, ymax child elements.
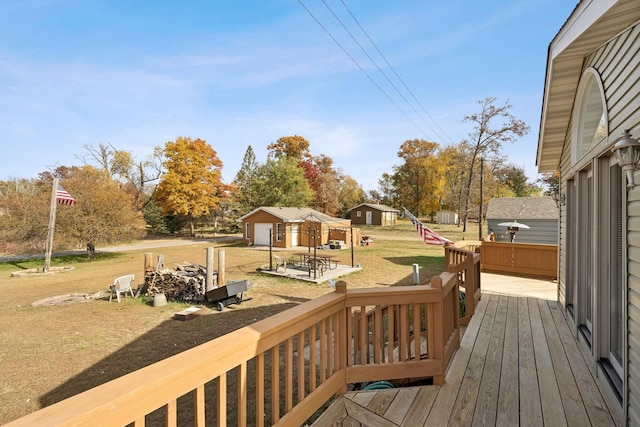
<box><xmin>0</xmin><ymin>235</ymin><xmax>242</xmax><ymax>263</ymax></box>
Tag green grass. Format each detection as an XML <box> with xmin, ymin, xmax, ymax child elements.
<box><xmin>0</xmin><ymin>252</ymin><xmax>124</xmax><ymax>273</ymax></box>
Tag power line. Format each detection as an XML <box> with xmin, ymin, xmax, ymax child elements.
<box><xmin>297</xmin><ymin>0</ymin><xmax>430</xmax><ymax>139</ymax></box>
<box><xmin>298</xmin><ymin>0</ymin><xmax>456</xmax><ymax>144</ymax></box>
<box><xmin>338</xmin><ymin>0</ymin><xmax>455</xmax><ymax>145</ymax></box>
<box><xmin>320</xmin><ymin>0</ymin><xmax>437</xmax><ymax>141</ymax></box>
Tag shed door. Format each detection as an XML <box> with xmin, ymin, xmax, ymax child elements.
<box><xmin>254</xmin><ymin>223</ymin><xmax>272</xmax><ymax>246</ymax></box>
<box><xmin>365</xmin><ymin>211</ymin><xmax>372</xmax><ymax>225</ymax></box>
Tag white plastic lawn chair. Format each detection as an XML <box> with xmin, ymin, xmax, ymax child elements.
<box><xmin>273</xmin><ymin>255</ymin><xmax>287</xmax><ymax>272</ymax></box>
<box><xmin>109</xmin><ymin>274</ymin><xmax>136</xmax><ymax>303</ymax></box>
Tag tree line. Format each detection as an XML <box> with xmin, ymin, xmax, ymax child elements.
<box><xmin>0</xmin><ymin>97</ymin><xmax>556</xmax><ymax>254</ymax></box>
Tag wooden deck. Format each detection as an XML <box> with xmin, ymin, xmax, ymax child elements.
<box><xmin>312</xmin><ymin>274</ymin><xmax>617</xmax><ymax>426</ymax></box>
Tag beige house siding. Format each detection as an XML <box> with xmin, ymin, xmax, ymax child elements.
<box><xmin>558</xmin><ymin>125</ymin><xmax>572</xmax><ymax>310</ymax></box>
<box><xmin>549</xmin><ymin>12</ymin><xmax>640</xmax><ymax>426</ymax></box>
<box><xmin>602</xmin><ymin>24</ymin><xmax>640</xmax><ymax>427</ymax></box>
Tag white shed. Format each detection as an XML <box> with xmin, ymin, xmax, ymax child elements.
<box><xmin>436</xmin><ymin>210</ymin><xmax>458</xmax><ymax>225</ymax></box>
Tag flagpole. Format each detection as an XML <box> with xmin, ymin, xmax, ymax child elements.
<box><xmin>44</xmin><ymin>177</ymin><xmax>58</xmax><ymax>273</ymax></box>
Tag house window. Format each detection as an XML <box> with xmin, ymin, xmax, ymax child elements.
<box><xmin>597</xmin><ymin>155</ymin><xmax>624</xmax><ymax>398</ymax></box>
<box><xmin>357</xmin><ymin>211</ymin><xmax>362</xmax><ymax>217</ymax></box>
<box><xmin>572</xmin><ymin>68</ymin><xmax>607</xmax><ymax>164</ymax></box>
<box><xmin>567</xmin><ymin>68</ymin><xmax>625</xmax><ymax>404</ymax></box>
<box><xmin>577</xmin><ymin>167</ymin><xmax>593</xmax><ymax>345</ymax></box>
<box><xmin>565</xmin><ymin>178</ymin><xmax>576</xmax><ymax>316</ymax></box>
<box><xmin>276</xmin><ymin>223</ymin><xmax>282</xmax><ymax>242</ymax></box>
<box><xmin>245</xmin><ymin>222</ymin><xmax>251</xmax><ymax>239</ymax></box>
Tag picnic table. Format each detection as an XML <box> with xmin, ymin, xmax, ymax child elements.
<box><xmin>294</xmin><ymin>252</ymin><xmax>338</xmax><ymax>270</ymax></box>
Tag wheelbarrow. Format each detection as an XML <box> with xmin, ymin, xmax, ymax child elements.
<box><xmin>205</xmin><ymin>279</ymin><xmax>250</xmax><ymax>311</ymax></box>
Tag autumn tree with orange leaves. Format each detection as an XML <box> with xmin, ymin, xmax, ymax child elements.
<box><xmin>155</xmin><ymin>137</ymin><xmax>226</xmax><ymax>236</ymax></box>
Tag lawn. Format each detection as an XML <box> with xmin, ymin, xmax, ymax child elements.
<box><xmin>0</xmin><ymin>220</ymin><xmax>478</xmax><ymax>424</ymax></box>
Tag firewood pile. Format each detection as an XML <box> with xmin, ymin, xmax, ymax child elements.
<box><xmin>144</xmin><ymin>262</ymin><xmax>214</xmax><ymax>303</ymax></box>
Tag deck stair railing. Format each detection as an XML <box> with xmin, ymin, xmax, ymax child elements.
<box><xmin>6</xmin><ymin>250</ymin><xmax>479</xmax><ymax>427</ymax></box>
<box><xmin>444</xmin><ymin>243</ymin><xmax>481</xmax><ymax>325</ymax></box>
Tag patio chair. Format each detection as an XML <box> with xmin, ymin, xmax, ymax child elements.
<box><xmin>109</xmin><ymin>274</ymin><xmax>136</xmax><ymax>303</ymax></box>
<box><xmin>307</xmin><ymin>258</ymin><xmax>326</xmax><ymax>277</ymax></box>
<box><xmin>273</xmin><ymin>255</ymin><xmax>287</xmax><ymax>272</ymax></box>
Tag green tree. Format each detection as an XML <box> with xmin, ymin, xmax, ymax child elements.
<box><xmin>252</xmin><ymin>157</ymin><xmax>313</xmax><ymax>207</ymax></box>
<box><xmin>154</xmin><ymin>137</ymin><xmax>226</xmax><ymax>236</ymax></box>
<box><xmin>232</xmin><ymin>145</ymin><xmax>260</xmax><ymax>212</ymax></box>
<box><xmin>497</xmin><ymin>164</ymin><xmax>536</xmax><ymax>197</ymax></box>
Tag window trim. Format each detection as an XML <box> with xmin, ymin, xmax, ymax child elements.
<box><xmin>572</xmin><ymin>67</ymin><xmax>608</xmax><ymax>165</ymax></box>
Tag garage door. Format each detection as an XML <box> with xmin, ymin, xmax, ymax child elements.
<box><xmin>254</xmin><ymin>223</ymin><xmax>272</xmax><ymax>246</ymax></box>
<box><xmin>290</xmin><ymin>225</ymin><xmax>299</xmax><ymax>247</ymax></box>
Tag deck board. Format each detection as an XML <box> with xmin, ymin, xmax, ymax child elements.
<box><xmin>548</xmin><ymin>300</ymin><xmax>616</xmax><ymax>426</ymax></box>
<box><xmin>537</xmin><ymin>299</ymin><xmax>591</xmax><ymax>427</ymax></box>
<box><xmin>424</xmin><ymin>290</ymin><xmax>489</xmax><ymax>426</ymax></box>
<box><xmin>472</xmin><ymin>294</ymin><xmax>507</xmax><ymax>426</ymax></box>
<box><xmin>529</xmin><ymin>298</ymin><xmax>567</xmax><ymax>427</ymax></box>
<box><xmin>383</xmin><ymin>387</ymin><xmax>419</xmax><ymax>425</ymax></box>
<box><xmin>449</xmin><ymin>294</ymin><xmax>498</xmax><ymax>426</ymax></box>
<box><xmin>518</xmin><ymin>297</ymin><xmax>543</xmax><ymax>426</ymax></box>
<box><xmin>312</xmin><ymin>275</ymin><xmax>617</xmax><ymax>427</ymax></box>
<box><xmin>496</xmin><ymin>295</ymin><xmax>519</xmax><ymax>427</ymax></box>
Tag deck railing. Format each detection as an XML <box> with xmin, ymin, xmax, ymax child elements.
<box><xmin>6</xmin><ymin>251</ymin><xmax>479</xmax><ymax>427</ymax></box>
<box><xmin>445</xmin><ymin>243</ymin><xmax>481</xmax><ymax>325</ymax></box>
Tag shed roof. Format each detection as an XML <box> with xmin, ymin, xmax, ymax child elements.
<box><xmin>238</xmin><ymin>206</ymin><xmax>348</xmax><ymax>224</ymax></box>
<box><xmin>486</xmin><ymin>197</ymin><xmax>558</xmax><ymax>220</ymax></box>
<box><xmin>349</xmin><ymin>203</ymin><xmax>400</xmax><ymax>212</ymax></box>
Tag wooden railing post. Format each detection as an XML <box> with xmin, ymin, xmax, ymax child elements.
<box><xmin>335</xmin><ymin>280</ymin><xmax>348</xmax><ymax>396</ymax></box>
<box><xmin>430</xmin><ymin>273</ymin><xmax>446</xmax><ymax>385</ymax></box>
<box><xmin>465</xmin><ymin>254</ymin><xmax>476</xmax><ymax>319</ymax></box>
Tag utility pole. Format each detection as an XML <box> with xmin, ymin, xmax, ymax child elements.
<box><xmin>43</xmin><ymin>177</ymin><xmax>59</xmax><ymax>273</ymax></box>
<box><xmin>478</xmin><ymin>157</ymin><xmax>484</xmax><ymax>241</ymax></box>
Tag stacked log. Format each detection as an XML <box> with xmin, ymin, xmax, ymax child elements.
<box><xmin>144</xmin><ymin>263</ymin><xmax>214</xmax><ymax>303</ymax></box>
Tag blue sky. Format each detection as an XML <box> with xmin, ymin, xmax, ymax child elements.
<box><xmin>0</xmin><ymin>0</ymin><xmax>577</xmax><ymax>191</ymax></box>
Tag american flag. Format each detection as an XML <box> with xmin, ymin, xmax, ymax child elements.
<box><xmin>403</xmin><ymin>208</ymin><xmax>453</xmax><ymax>246</ymax></box>
<box><xmin>56</xmin><ymin>185</ymin><xmax>76</xmax><ymax>206</ymax></box>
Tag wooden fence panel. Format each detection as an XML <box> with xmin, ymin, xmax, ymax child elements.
<box><xmin>481</xmin><ymin>241</ymin><xmax>558</xmax><ymax>279</ymax></box>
